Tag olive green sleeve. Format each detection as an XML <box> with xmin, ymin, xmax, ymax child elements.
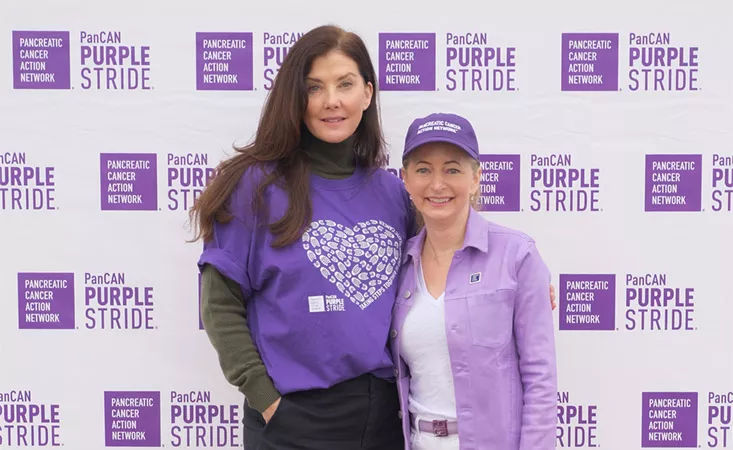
<box><xmin>200</xmin><ymin>263</ymin><xmax>281</xmax><ymax>413</ymax></box>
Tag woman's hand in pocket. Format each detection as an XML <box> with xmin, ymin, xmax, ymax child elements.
<box><xmin>262</xmin><ymin>397</ymin><xmax>281</xmax><ymax>424</ymax></box>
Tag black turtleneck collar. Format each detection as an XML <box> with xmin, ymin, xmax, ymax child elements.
<box><xmin>302</xmin><ymin>133</ymin><xmax>357</xmax><ymax>180</ymax></box>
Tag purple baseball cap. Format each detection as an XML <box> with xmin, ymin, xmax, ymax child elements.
<box><xmin>402</xmin><ymin>112</ymin><xmax>479</xmax><ymax>161</ymax></box>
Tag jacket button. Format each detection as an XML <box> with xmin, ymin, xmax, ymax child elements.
<box><xmin>394</xmin><ymin>368</ymin><xmax>399</xmax><ymax>377</ymax></box>
<box><xmin>403</xmin><ymin>290</ymin><xmax>411</xmax><ymax>298</ymax></box>
<box><xmin>398</xmin><ymin>411</ymin><xmax>403</xmax><ymax>419</ymax></box>
<box><xmin>391</xmin><ymin>329</ymin><xmax>398</xmax><ymax>338</ymax></box>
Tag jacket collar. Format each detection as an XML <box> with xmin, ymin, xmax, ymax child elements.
<box><xmin>404</xmin><ymin>207</ymin><xmax>490</xmax><ymax>263</ymax></box>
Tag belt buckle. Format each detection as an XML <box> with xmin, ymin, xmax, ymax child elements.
<box><xmin>432</xmin><ymin>419</ymin><xmax>449</xmax><ymax>437</ymax></box>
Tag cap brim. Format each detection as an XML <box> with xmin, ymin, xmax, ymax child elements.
<box><xmin>403</xmin><ymin>136</ymin><xmax>478</xmax><ymax>161</ymax></box>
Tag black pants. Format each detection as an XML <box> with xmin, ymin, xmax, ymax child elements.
<box><xmin>242</xmin><ymin>373</ymin><xmax>405</xmax><ymax>450</ymax></box>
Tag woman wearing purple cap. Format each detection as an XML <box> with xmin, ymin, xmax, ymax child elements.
<box><xmin>390</xmin><ymin>113</ymin><xmax>558</xmax><ymax>449</ymax></box>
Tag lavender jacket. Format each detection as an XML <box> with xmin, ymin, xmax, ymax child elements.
<box><xmin>389</xmin><ymin>208</ymin><xmax>558</xmax><ymax>449</ymax></box>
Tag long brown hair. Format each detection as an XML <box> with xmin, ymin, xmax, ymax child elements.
<box><xmin>189</xmin><ymin>25</ymin><xmax>387</xmax><ymax>247</ymax></box>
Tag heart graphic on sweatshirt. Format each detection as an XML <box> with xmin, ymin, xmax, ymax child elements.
<box><xmin>302</xmin><ymin>219</ymin><xmax>403</xmax><ymax>310</ymax></box>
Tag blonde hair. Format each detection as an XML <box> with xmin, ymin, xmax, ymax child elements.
<box><xmin>469</xmin><ymin>159</ymin><xmax>480</xmax><ymax>209</ymax></box>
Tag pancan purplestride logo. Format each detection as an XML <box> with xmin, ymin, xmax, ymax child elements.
<box><xmin>0</xmin><ymin>390</ymin><xmax>63</xmax><ymax>446</ymax></box>
<box><xmin>196</xmin><ymin>32</ymin><xmax>253</xmax><ymax>91</ymax></box>
<box><xmin>17</xmin><ymin>273</ymin><xmax>75</xmax><ymax>329</ymax></box>
<box><xmin>445</xmin><ymin>32</ymin><xmax>516</xmax><ymax>92</ymax></box>
<box><xmin>1</xmin><ymin>152</ymin><xmax>57</xmax><ymax>211</ymax></box>
<box><xmin>557</xmin><ymin>391</ymin><xmax>599</xmax><ymax>448</ymax></box>
<box><xmin>706</xmin><ymin>391</ymin><xmax>732</xmax><ymax>448</ymax></box>
<box><xmin>529</xmin><ymin>154</ymin><xmax>601</xmax><ymax>212</ymax></box>
<box><xmin>169</xmin><ymin>391</ymin><xmax>240</xmax><ymax>447</ymax></box>
<box><xmin>711</xmin><ymin>154</ymin><xmax>732</xmax><ymax>212</ymax></box>
<box><xmin>100</xmin><ymin>153</ymin><xmax>157</xmax><ymax>211</ymax></box>
<box><xmin>12</xmin><ymin>31</ymin><xmax>71</xmax><ymax>89</ymax></box>
<box><xmin>167</xmin><ymin>153</ymin><xmax>214</xmax><ymax>211</ymax></box>
<box><xmin>559</xmin><ymin>274</ymin><xmax>615</xmax><ymax>331</ymax></box>
<box><xmin>263</xmin><ymin>32</ymin><xmax>303</xmax><ymax>90</ymax></box>
<box><xmin>478</xmin><ymin>155</ymin><xmax>520</xmax><ymax>211</ymax></box>
<box><xmin>105</xmin><ymin>391</ymin><xmax>161</xmax><ymax>447</ymax></box>
<box><xmin>625</xmin><ymin>273</ymin><xmax>695</xmax><ymax>331</ymax></box>
<box><xmin>80</xmin><ymin>31</ymin><xmax>152</xmax><ymax>90</ymax></box>
<box><xmin>379</xmin><ymin>33</ymin><xmax>436</xmax><ymax>91</ymax></box>
<box><xmin>84</xmin><ymin>272</ymin><xmax>155</xmax><ymax>330</ymax></box>
<box><xmin>628</xmin><ymin>33</ymin><xmax>699</xmax><ymax>91</ymax></box>
<box><xmin>561</xmin><ymin>33</ymin><xmax>619</xmax><ymax>91</ymax></box>
<box><xmin>642</xmin><ymin>392</ymin><xmax>698</xmax><ymax>447</ymax></box>
<box><xmin>645</xmin><ymin>155</ymin><xmax>702</xmax><ymax>212</ymax></box>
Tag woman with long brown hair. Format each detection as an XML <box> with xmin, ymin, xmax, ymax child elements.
<box><xmin>190</xmin><ymin>25</ymin><xmax>411</xmax><ymax>449</ymax></box>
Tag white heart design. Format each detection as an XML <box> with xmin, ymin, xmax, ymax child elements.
<box><xmin>302</xmin><ymin>219</ymin><xmax>403</xmax><ymax>310</ymax></box>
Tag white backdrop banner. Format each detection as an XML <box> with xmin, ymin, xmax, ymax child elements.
<box><xmin>1</xmin><ymin>0</ymin><xmax>732</xmax><ymax>448</ymax></box>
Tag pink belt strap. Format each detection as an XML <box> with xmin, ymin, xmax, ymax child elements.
<box><xmin>412</xmin><ymin>416</ymin><xmax>459</xmax><ymax>437</ymax></box>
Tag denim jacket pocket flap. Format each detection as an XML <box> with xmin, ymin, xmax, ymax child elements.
<box><xmin>466</xmin><ymin>289</ymin><xmax>515</xmax><ymax>348</ymax></box>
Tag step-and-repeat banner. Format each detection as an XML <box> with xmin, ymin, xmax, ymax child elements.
<box><xmin>2</xmin><ymin>0</ymin><xmax>731</xmax><ymax>448</ymax></box>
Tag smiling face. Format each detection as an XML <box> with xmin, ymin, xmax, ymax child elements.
<box><xmin>302</xmin><ymin>50</ymin><xmax>374</xmax><ymax>144</ymax></box>
<box><xmin>402</xmin><ymin>142</ymin><xmax>480</xmax><ymax>224</ymax></box>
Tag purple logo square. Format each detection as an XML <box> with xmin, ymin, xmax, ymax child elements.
<box><xmin>478</xmin><ymin>155</ymin><xmax>520</xmax><ymax>211</ymax></box>
<box><xmin>561</xmin><ymin>33</ymin><xmax>619</xmax><ymax>91</ymax></box>
<box><xmin>641</xmin><ymin>392</ymin><xmax>698</xmax><ymax>447</ymax></box>
<box><xmin>100</xmin><ymin>154</ymin><xmax>158</xmax><ymax>211</ymax></box>
<box><xmin>379</xmin><ymin>33</ymin><xmax>435</xmax><ymax>91</ymax></box>
<box><xmin>13</xmin><ymin>31</ymin><xmax>71</xmax><ymax>90</ymax></box>
<box><xmin>559</xmin><ymin>274</ymin><xmax>615</xmax><ymax>331</ymax></box>
<box><xmin>17</xmin><ymin>273</ymin><xmax>75</xmax><ymax>329</ymax></box>
<box><xmin>645</xmin><ymin>155</ymin><xmax>702</xmax><ymax>212</ymax></box>
<box><xmin>104</xmin><ymin>391</ymin><xmax>161</xmax><ymax>447</ymax></box>
<box><xmin>196</xmin><ymin>32</ymin><xmax>253</xmax><ymax>91</ymax></box>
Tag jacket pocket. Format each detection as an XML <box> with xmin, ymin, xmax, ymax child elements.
<box><xmin>466</xmin><ymin>290</ymin><xmax>515</xmax><ymax>348</ymax></box>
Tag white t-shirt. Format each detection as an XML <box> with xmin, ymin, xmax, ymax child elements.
<box><xmin>400</xmin><ymin>262</ymin><xmax>460</xmax><ymax>449</ymax></box>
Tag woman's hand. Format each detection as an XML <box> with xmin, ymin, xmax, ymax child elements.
<box><xmin>550</xmin><ymin>284</ymin><xmax>557</xmax><ymax>310</ymax></box>
<box><xmin>262</xmin><ymin>397</ymin><xmax>281</xmax><ymax>424</ymax></box>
